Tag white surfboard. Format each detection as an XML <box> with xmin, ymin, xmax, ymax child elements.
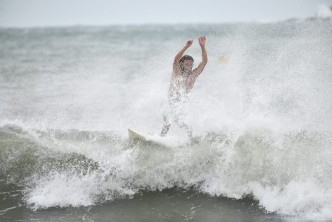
<box><xmin>128</xmin><ymin>128</ymin><xmax>189</xmax><ymax>148</ymax></box>
<box><xmin>128</xmin><ymin>128</ymin><xmax>171</xmax><ymax>148</ymax></box>
<box><xmin>128</xmin><ymin>128</ymin><xmax>147</xmax><ymax>141</ymax></box>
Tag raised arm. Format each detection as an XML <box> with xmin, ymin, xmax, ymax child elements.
<box><xmin>192</xmin><ymin>36</ymin><xmax>208</xmax><ymax>77</ymax></box>
<box><xmin>173</xmin><ymin>40</ymin><xmax>193</xmax><ymax>70</ymax></box>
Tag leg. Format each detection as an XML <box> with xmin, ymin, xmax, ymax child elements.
<box><xmin>161</xmin><ymin>123</ymin><xmax>171</xmax><ymax>137</ymax></box>
<box><xmin>184</xmin><ymin>124</ymin><xmax>193</xmax><ymax>138</ymax></box>
<box><xmin>180</xmin><ymin>123</ymin><xmax>193</xmax><ymax>138</ymax></box>
<box><xmin>161</xmin><ymin>113</ymin><xmax>171</xmax><ymax>137</ymax></box>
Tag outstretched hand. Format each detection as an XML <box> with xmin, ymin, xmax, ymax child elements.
<box><xmin>198</xmin><ymin>36</ymin><xmax>206</xmax><ymax>47</ymax></box>
<box><xmin>186</xmin><ymin>40</ymin><xmax>193</xmax><ymax>48</ymax></box>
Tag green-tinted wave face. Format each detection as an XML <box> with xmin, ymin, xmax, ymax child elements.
<box><xmin>1</xmin><ymin>123</ymin><xmax>331</xmax><ymax>219</ymax></box>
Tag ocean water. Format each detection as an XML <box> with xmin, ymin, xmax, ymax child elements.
<box><xmin>0</xmin><ymin>20</ymin><xmax>332</xmax><ymax>221</ymax></box>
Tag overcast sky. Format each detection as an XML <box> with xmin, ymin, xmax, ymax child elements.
<box><xmin>0</xmin><ymin>0</ymin><xmax>331</xmax><ymax>27</ymax></box>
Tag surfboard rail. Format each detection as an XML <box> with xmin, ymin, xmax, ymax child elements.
<box><xmin>128</xmin><ymin>128</ymin><xmax>146</xmax><ymax>141</ymax></box>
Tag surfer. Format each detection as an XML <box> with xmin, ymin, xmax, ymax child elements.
<box><xmin>161</xmin><ymin>36</ymin><xmax>208</xmax><ymax>137</ymax></box>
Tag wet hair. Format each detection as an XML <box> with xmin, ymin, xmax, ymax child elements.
<box><xmin>179</xmin><ymin>55</ymin><xmax>194</xmax><ymax>73</ymax></box>
<box><xmin>180</xmin><ymin>55</ymin><xmax>194</xmax><ymax>64</ymax></box>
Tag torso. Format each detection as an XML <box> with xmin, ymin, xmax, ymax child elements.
<box><xmin>168</xmin><ymin>70</ymin><xmax>195</xmax><ymax>102</ymax></box>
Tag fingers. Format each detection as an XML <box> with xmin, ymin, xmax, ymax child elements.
<box><xmin>186</xmin><ymin>36</ymin><xmax>206</xmax><ymax>46</ymax></box>
<box><xmin>198</xmin><ymin>36</ymin><xmax>206</xmax><ymax>46</ymax></box>
<box><xmin>186</xmin><ymin>39</ymin><xmax>193</xmax><ymax>48</ymax></box>
<box><xmin>198</xmin><ymin>36</ymin><xmax>206</xmax><ymax>42</ymax></box>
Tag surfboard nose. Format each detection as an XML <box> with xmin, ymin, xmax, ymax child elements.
<box><xmin>128</xmin><ymin>128</ymin><xmax>146</xmax><ymax>141</ymax></box>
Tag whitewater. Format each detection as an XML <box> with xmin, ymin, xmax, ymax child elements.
<box><xmin>0</xmin><ymin>20</ymin><xmax>332</xmax><ymax>221</ymax></box>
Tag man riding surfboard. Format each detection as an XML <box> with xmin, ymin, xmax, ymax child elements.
<box><xmin>161</xmin><ymin>36</ymin><xmax>208</xmax><ymax>137</ymax></box>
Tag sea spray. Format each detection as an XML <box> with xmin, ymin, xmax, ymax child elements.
<box><xmin>1</xmin><ymin>20</ymin><xmax>331</xmax><ymax>220</ymax></box>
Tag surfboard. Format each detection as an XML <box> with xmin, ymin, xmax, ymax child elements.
<box><xmin>128</xmin><ymin>128</ymin><xmax>189</xmax><ymax>148</ymax></box>
<box><xmin>128</xmin><ymin>128</ymin><xmax>171</xmax><ymax>148</ymax></box>
<box><xmin>128</xmin><ymin>128</ymin><xmax>147</xmax><ymax>141</ymax></box>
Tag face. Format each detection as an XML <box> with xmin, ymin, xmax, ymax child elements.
<box><xmin>182</xmin><ymin>60</ymin><xmax>193</xmax><ymax>72</ymax></box>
